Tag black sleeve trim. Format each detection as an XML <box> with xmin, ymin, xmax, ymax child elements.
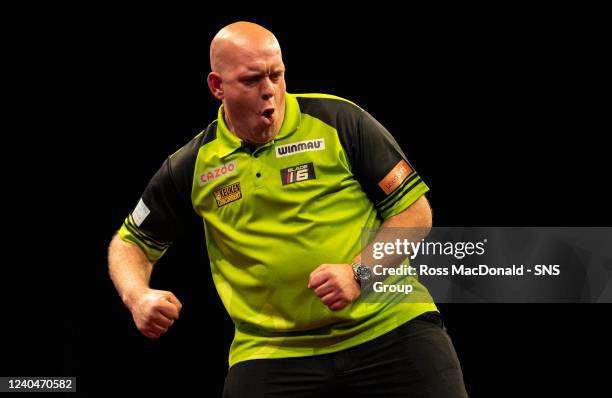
<box><xmin>376</xmin><ymin>172</ymin><xmax>420</xmax><ymax>208</ymax></box>
<box><xmin>376</xmin><ymin>174</ymin><xmax>422</xmax><ymax>213</ymax></box>
<box><xmin>123</xmin><ymin>216</ymin><xmax>169</xmax><ymax>251</ymax></box>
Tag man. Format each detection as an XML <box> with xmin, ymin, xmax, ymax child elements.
<box><xmin>108</xmin><ymin>21</ymin><xmax>468</xmax><ymax>397</ymax></box>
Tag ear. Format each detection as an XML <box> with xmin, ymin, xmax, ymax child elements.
<box><xmin>207</xmin><ymin>72</ymin><xmax>224</xmax><ymax>100</ymax></box>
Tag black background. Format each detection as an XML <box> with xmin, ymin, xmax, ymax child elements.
<box><xmin>6</xmin><ymin>3</ymin><xmax>611</xmax><ymax>396</ymax></box>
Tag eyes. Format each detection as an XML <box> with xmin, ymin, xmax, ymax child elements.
<box><xmin>240</xmin><ymin>72</ymin><xmax>284</xmax><ymax>86</ymax></box>
<box><xmin>269</xmin><ymin>72</ymin><xmax>283</xmax><ymax>83</ymax></box>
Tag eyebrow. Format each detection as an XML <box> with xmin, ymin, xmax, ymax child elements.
<box><xmin>240</xmin><ymin>68</ymin><xmax>285</xmax><ymax>78</ymax></box>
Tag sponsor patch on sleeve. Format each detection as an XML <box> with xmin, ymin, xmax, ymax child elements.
<box><xmin>213</xmin><ymin>182</ymin><xmax>242</xmax><ymax>207</ymax></box>
<box><xmin>378</xmin><ymin>160</ymin><xmax>413</xmax><ymax>195</ymax></box>
<box><xmin>132</xmin><ymin>198</ymin><xmax>151</xmax><ymax>227</ymax></box>
<box><xmin>280</xmin><ymin>162</ymin><xmax>316</xmax><ymax>185</ymax></box>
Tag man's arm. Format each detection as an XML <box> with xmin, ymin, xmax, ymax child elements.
<box><xmin>108</xmin><ymin>233</ymin><xmax>182</xmax><ymax>338</ymax></box>
<box><xmin>308</xmin><ymin>195</ymin><xmax>432</xmax><ymax>311</ymax></box>
<box><xmin>354</xmin><ymin>195</ymin><xmax>432</xmax><ymax>266</ymax></box>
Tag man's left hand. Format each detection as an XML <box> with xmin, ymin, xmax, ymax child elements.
<box><xmin>308</xmin><ymin>264</ymin><xmax>360</xmax><ymax>311</ymax></box>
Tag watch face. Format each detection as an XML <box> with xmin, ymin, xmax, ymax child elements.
<box><xmin>357</xmin><ymin>265</ymin><xmax>372</xmax><ymax>281</ymax></box>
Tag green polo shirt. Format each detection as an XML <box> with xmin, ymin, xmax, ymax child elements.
<box><xmin>118</xmin><ymin>92</ymin><xmax>437</xmax><ymax>367</ymax></box>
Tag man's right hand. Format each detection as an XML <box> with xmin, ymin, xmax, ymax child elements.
<box><xmin>128</xmin><ymin>289</ymin><xmax>182</xmax><ymax>339</ymax></box>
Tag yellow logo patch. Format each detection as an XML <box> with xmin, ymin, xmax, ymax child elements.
<box><xmin>213</xmin><ymin>182</ymin><xmax>242</xmax><ymax>207</ymax></box>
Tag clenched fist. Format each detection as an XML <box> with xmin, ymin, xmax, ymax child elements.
<box><xmin>128</xmin><ymin>289</ymin><xmax>182</xmax><ymax>339</ymax></box>
<box><xmin>308</xmin><ymin>264</ymin><xmax>360</xmax><ymax>311</ymax></box>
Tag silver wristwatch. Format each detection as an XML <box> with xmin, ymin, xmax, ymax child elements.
<box><xmin>352</xmin><ymin>263</ymin><xmax>373</xmax><ymax>286</ymax></box>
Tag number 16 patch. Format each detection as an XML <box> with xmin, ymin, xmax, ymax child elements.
<box><xmin>280</xmin><ymin>162</ymin><xmax>316</xmax><ymax>185</ymax></box>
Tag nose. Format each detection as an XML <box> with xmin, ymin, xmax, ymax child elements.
<box><xmin>261</xmin><ymin>77</ymin><xmax>275</xmax><ymax>101</ymax></box>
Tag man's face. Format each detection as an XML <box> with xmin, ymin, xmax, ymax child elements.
<box><xmin>220</xmin><ymin>45</ymin><xmax>286</xmax><ymax>144</ymax></box>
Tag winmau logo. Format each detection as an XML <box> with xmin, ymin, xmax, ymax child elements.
<box><xmin>275</xmin><ymin>139</ymin><xmax>325</xmax><ymax>158</ymax></box>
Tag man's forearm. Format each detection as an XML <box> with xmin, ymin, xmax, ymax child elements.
<box><xmin>353</xmin><ymin>196</ymin><xmax>433</xmax><ymax>270</ymax></box>
<box><xmin>353</xmin><ymin>222</ymin><xmax>431</xmax><ymax>272</ymax></box>
<box><xmin>108</xmin><ymin>233</ymin><xmax>154</xmax><ymax>309</ymax></box>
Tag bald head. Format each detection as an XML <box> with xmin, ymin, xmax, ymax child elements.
<box><xmin>206</xmin><ymin>22</ymin><xmax>287</xmax><ymax>144</ymax></box>
<box><xmin>210</xmin><ymin>22</ymin><xmax>281</xmax><ymax>74</ymax></box>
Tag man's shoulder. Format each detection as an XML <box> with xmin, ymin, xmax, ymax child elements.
<box><xmin>292</xmin><ymin>93</ymin><xmax>364</xmax><ymax>129</ymax></box>
<box><xmin>167</xmin><ymin>119</ymin><xmax>218</xmax><ymax>172</ymax></box>
<box><xmin>293</xmin><ymin>93</ymin><xmax>363</xmax><ymax>112</ymax></box>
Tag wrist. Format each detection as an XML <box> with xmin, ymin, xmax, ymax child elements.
<box><xmin>122</xmin><ymin>285</ymin><xmax>149</xmax><ymax>310</ymax></box>
<box><xmin>351</xmin><ymin>262</ymin><xmax>373</xmax><ymax>287</ymax></box>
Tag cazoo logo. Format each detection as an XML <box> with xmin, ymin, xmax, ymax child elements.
<box><xmin>199</xmin><ymin>160</ymin><xmax>237</xmax><ymax>185</ymax></box>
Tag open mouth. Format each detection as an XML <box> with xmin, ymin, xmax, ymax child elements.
<box><xmin>260</xmin><ymin>108</ymin><xmax>275</xmax><ymax>125</ymax></box>
<box><xmin>262</xmin><ymin>108</ymin><xmax>275</xmax><ymax>118</ymax></box>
